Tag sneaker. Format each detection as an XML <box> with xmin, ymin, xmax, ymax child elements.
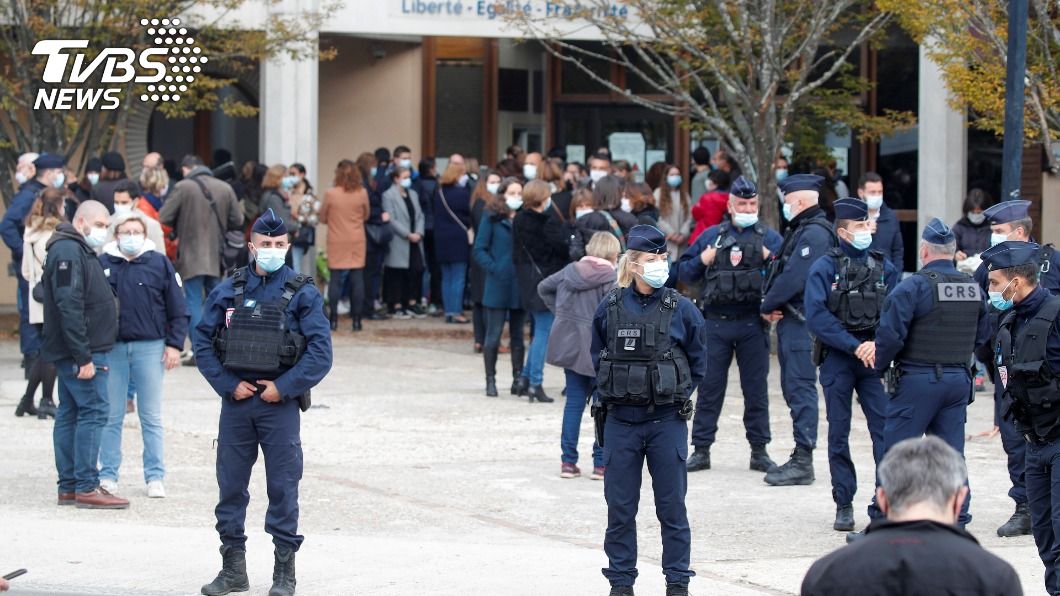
<box><xmin>427</xmin><ymin>303</ymin><xmax>442</xmax><ymax>317</ymax></box>
<box><xmin>337</xmin><ymin>299</ymin><xmax>351</xmax><ymax>316</ymax></box>
<box><xmin>391</xmin><ymin>310</ymin><xmax>412</xmax><ymax>320</ymax></box>
<box><xmin>560</xmin><ymin>463</ymin><xmax>581</xmax><ymax>479</ymax></box>
<box><xmin>99</xmin><ymin>478</ymin><xmax>119</xmax><ymax>493</ymax></box>
<box><xmin>146</xmin><ymin>480</ymin><xmax>166</xmax><ymax>498</ymax></box>
<box><xmin>409</xmin><ymin>305</ymin><xmax>428</xmax><ymax>319</ymax></box>
<box><xmin>590</xmin><ymin>466</ymin><xmax>606</xmax><ymax>481</ymax></box>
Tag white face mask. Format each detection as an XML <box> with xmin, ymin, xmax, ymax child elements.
<box><xmin>731</xmin><ymin>212</ymin><xmax>758</xmax><ymax>228</ymax></box>
<box><xmin>114</xmin><ymin>203</ymin><xmax>133</xmax><ymax>216</ymax></box>
<box><xmin>15</xmin><ymin>172</ymin><xmax>28</xmax><ymax>185</ymax></box>
<box><xmin>990</xmin><ymin>231</ymin><xmax>1012</xmax><ymax>247</ymax></box>
<box><xmin>590</xmin><ymin>169</ymin><xmax>607</xmax><ymax>183</ymax></box>
<box><xmin>620</xmin><ymin>198</ymin><xmax>632</xmax><ymax>213</ymax></box>
<box><xmin>967</xmin><ymin>212</ymin><xmax>986</xmax><ymax>225</ymax></box>
<box><xmin>85</xmin><ymin>226</ymin><xmax>108</xmax><ymax>248</ymax></box>
<box><xmin>864</xmin><ymin>193</ymin><xmax>883</xmax><ymax>210</ymax></box>
<box><xmin>523</xmin><ymin>164</ymin><xmax>537</xmax><ymax>180</ymax></box>
<box><xmin>486</xmin><ymin>182</ymin><xmax>500</xmax><ymax>194</ymax></box>
<box><xmin>87</xmin><ymin>172</ymin><xmax>100</xmax><ymax>186</ymax></box>
<box><xmin>575</xmin><ymin>208</ymin><xmax>594</xmax><ymax>219</ymax></box>
<box><xmin>505</xmin><ymin>195</ymin><xmax>523</xmax><ymax>211</ymax></box>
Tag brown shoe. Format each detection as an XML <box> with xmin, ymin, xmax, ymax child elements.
<box><xmin>75</xmin><ymin>487</ymin><xmax>129</xmax><ymax>509</ymax></box>
<box><xmin>57</xmin><ymin>492</ymin><xmax>76</xmax><ymax>506</ymax></box>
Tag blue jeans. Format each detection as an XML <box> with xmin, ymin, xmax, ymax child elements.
<box><xmin>53</xmin><ymin>353</ymin><xmax>110</xmax><ymax>493</ymax></box>
<box><xmin>99</xmin><ymin>340</ymin><xmax>166</xmax><ymax>483</ymax></box>
<box><xmin>561</xmin><ymin>369</ymin><xmax>603</xmax><ymax>467</ymax></box>
<box><xmin>291</xmin><ymin>245</ymin><xmax>316</xmax><ymax>276</ymax></box>
<box><xmin>185</xmin><ymin>275</ymin><xmax>219</xmax><ymax>348</ymax></box>
<box><xmin>525</xmin><ymin>310</ymin><xmax>555</xmax><ymax>385</ymax></box>
<box><xmin>440</xmin><ymin>262</ymin><xmax>467</xmax><ymax>316</ymax></box>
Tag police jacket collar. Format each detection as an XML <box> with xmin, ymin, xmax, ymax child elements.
<box><xmin>921</xmin><ymin>259</ymin><xmax>957</xmax><ymax>274</ymax></box>
<box><xmin>20</xmin><ymin>179</ymin><xmax>44</xmax><ymax>193</ymax></box>
<box><xmin>864</xmin><ymin>518</ymin><xmax>978</xmax><ymax>544</ymax></box>
<box><xmin>791</xmin><ymin>205</ymin><xmax>824</xmax><ymax>226</ymax></box>
<box><xmin>1016</xmin><ymin>285</ymin><xmax>1050</xmax><ymax>315</ymax></box>
<box><xmin>839</xmin><ymin>241</ymin><xmax>867</xmax><ymax>259</ymax></box>
<box><xmin>45</xmin><ymin>222</ymin><xmax>91</xmax><ymax>252</ymax></box>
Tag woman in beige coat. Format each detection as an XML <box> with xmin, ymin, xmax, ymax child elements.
<box><xmin>319</xmin><ymin>159</ymin><xmax>371</xmax><ymax>331</ymax></box>
<box><xmin>16</xmin><ymin>188</ymin><xmax>64</xmax><ymax>418</ymax></box>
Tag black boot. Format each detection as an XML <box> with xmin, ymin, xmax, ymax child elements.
<box><xmin>834</xmin><ymin>503</ymin><xmax>855</xmax><ymax>532</ymax></box>
<box><xmin>749</xmin><ymin>444</ymin><xmax>776</xmax><ymax>473</ymax></box>
<box><xmin>201</xmin><ymin>545</ymin><xmax>250</xmax><ymax>595</ymax></box>
<box><xmin>686</xmin><ymin>448</ymin><xmax>710</xmax><ymax>472</ymax></box>
<box><xmin>484</xmin><ymin>347</ymin><xmax>499</xmax><ymax>397</ymax></box>
<box><xmin>763</xmin><ymin>446</ymin><xmax>814</xmax><ymax>486</ymax></box>
<box><xmin>268</xmin><ymin>548</ymin><xmax>296</xmax><ymax>596</ymax></box>
<box><xmin>665</xmin><ymin>583</ymin><xmax>689</xmax><ymax>596</ymax></box>
<box><xmin>37</xmin><ymin>396</ymin><xmax>56</xmax><ymax>419</ymax></box>
<box><xmin>329</xmin><ymin>311</ymin><xmax>338</xmax><ymax>331</ymax></box>
<box><xmin>15</xmin><ymin>392</ymin><xmax>38</xmax><ymax>417</ymax></box>
<box><xmin>510</xmin><ymin>346</ymin><xmax>528</xmax><ymax>396</ymax></box>
<box><xmin>997</xmin><ymin>503</ymin><xmax>1032</xmax><ymax>537</ymax></box>
<box><xmin>608</xmin><ymin>587</ymin><xmax>634</xmax><ymax>596</ymax></box>
<box><xmin>528</xmin><ymin>385</ymin><xmax>554</xmax><ymax>403</ymax></box>
<box><xmin>352</xmin><ymin>317</ymin><xmax>362</xmax><ymax>332</ymax></box>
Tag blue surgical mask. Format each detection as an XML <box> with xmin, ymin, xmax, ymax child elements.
<box><xmin>118</xmin><ymin>234</ymin><xmax>145</xmax><ymax>255</ymax></box>
<box><xmin>667</xmin><ymin>174</ymin><xmax>682</xmax><ymax>188</ymax></box>
<box><xmin>399</xmin><ymin>158</ymin><xmax>412</xmax><ymax>169</ymax></box>
<box><xmin>990</xmin><ymin>231</ymin><xmax>1011</xmax><ymax>247</ymax></box>
<box><xmin>505</xmin><ymin>195</ymin><xmax>523</xmax><ymax>211</ymax></box>
<box><xmin>52</xmin><ymin>172</ymin><xmax>66</xmax><ymax>189</ymax></box>
<box><xmin>399</xmin><ymin>177</ymin><xmax>412</xmax><ymax>189</ymax></box>
<box><xmin>486</xmin><ymin>182</ymin><xmax>500</xmax><ymax>194</ymax></box>
<box><xmin>575</xmin><ymin>208</ymin><xmax>593</xmax><ymax>219</ymax></box>
<box><xmin>732</xmin><ymin>212</ymin><xmax>758</xmax><ymax>228</ymax></box>
<box><xmin>847</xmin><ymin>230</ymin><xmax>873</xmax><ymax>251</ymax></box>
<box><xmin>254</xmin><ymin>247</ymin><xmax>287</xmax><ymax>273</ymax></box>
<box><xmin>543</xmin><ymin>197</ymin><xmax>552</xmax><ymax>211</ymax></box>
<box><xmin>281</xmin><ymin>175</ymin><xmax>299</xmax><ymax>190</ymax></box>
<box><xmin>988</xmin><ymin>280</ymin><xmax>1014</xmax><ymax>311</ymax></box>
<box><xmin>638</xmin><ymin>259</ymin><xmax>670</xmax><ymax>289</ymax></box>
<box><xmin>864</xmin><ymin>194</ymin><xmax>884</xmax><ymax>210</ymax></box>
<box><xmin>87</xmin><ymin>172</ymin><xmax>99</xmax><ymax>186</ymax></box>
<box><xmin>775</xmin><ymin>169</ymin><xmax>788</xmax><ymax>182</ymax></box>
<box><xmin>782</xmin><ymin>202</ymin><xmax>795</xmax><ymax>221</ymax></box>
<box><xmin>84</xmin><ymin>226</ymin><xmax>108</xmax><ymax>248</ymax></box>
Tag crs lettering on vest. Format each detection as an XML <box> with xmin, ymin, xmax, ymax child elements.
<box><xmin>936</xmin><ymin>282</ymin><xmax>980</xmax><ymax>301</ymax></box>
<box><xmin>618</xmin><ymin>328</ymin><xmax>642</xmax><ymax>351</ymax></box>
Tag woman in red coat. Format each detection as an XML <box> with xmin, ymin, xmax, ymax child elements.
<box><xmin>689</xmin><ymin>169</ymin><xmax>731</xmax><ymax>245</ymax></box>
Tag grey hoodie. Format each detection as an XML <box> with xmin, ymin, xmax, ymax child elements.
<box><xmin>538</xmin><ymin>257</ymin><xmax>617</xmax><ymax>377</ymax></box>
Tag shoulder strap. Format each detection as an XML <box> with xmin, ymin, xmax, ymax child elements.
<box><xmin>660</xmin><ymin>288</ymin><xmax>679</xmax><ymax>310</ymax></box>
<box><xmin>190</xmin><ymin>174</ymin><xmax>229</xmax><ymax>236</ymax></box>
<box><xmin>826</xmin><ymin>247</ymin><xmax>843</xmax><ymax>259</ymax></box>
<box><xmin>437</xmin><ymin>187</ymin><xmax>469</xmax><ymax>233</ymax></box>
<box><xmin>231</xmin><ymin>267</ymin><xmax>248</xmax><ymax>299</ymax></box>
<box><xmin>803</xmin><ymin>218</ymin><xmax>839</xmax><ymax>247</ymax></box>
<box><xmin>606</xmin><ymin>287</ymin><xmax>622</xmax><ymax>356</ymax></box>
<box><xmin>599</xmin><ymin>211</ymin><xmax>626</xmax><ymax>250</ymax></box>
<box><xmin>280</xmin><ymin>273</ymin><xmax>313</xmax><ymax>309</ymax></box>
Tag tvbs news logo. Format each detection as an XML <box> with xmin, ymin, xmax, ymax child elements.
<box><xmin>32</xmin><ymin>17</ymin><xmax>206</xmax><ymax>111</ymax></box>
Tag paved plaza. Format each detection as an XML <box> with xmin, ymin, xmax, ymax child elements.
<box><xmin>0</xmin><ymin>320</ymin><xmax>1046</xmax><ymax>595</ymax></box>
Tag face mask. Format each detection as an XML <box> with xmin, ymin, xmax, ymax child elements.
<box><xmin>846</xmin><ymin>230</ymin><xmax>873</xmax><ymax>251</ymax></box>
<box><xmin>590</xmin><ymin>169</ymin><xmax>607</xmax><ymax>183</ymax></box>
<box><xmin>667</xmin><ymin>174</ymin><xmax>682</xmax><ymax>188</ymax></box>
<box><xmin>732</xmin><ymin>212</ymin><xmax>758</xmax><ymax>228</ymax></box>
<box><xmin>114</xmin><ymin>203</ymin><xmax>133</xmax><ymax>216</ymax></box>
<box><xmin>775</xmin><ymin>169</ymin><xmax>788</xmax><ymax>182</ymax></box>
<box><xmin>505</xmin><ymin>195</ymin><xmax>523</xmax><ymax>211</ymax></box>
<box><xmin>990</xmin><ymin>231</ymin><xmax>1011</xmax><ymax>247</ymax></box>
<box><xmin>281</xmin><ymin>175</ymin><xmax>299</xmax><ymax>190</ymax></box>
<box><xmin>575</xmin><ymin>208</ymin><xmax>594</xmax><ymax>219</ymax></box>
<box><xmin>782</xmin><ymin>201</ymin><xmax>795</xmax><ymax>221</ymax></box>
<box><xmin>459</xmin><ymin>174</ymin><xmax>469</xmax><ymax>187</ymax></box>
<box><xmin>254</xmin><ymin>247</ymin><xmax>287</xmax><ymax>273</ymax></box>
<box><xmin>967</xmin><ymin>212</ymin><xmax>986</xmax><ymax>225</ymax></box>
<box><xmin>523</xmin><ymin>164</ymin><xmax>537</xmax><ymax>180</ymax></box>
<box><xmin>87</xmin><ymin>172</ymin><xmax>99</xmax><ymax>185</ymax></box>
<box><xmin>620</xmin><ymin>198</ymin><xmax>632</xmax><ymax>213</ymax></box>
<box><xmin>638</xmin><ymin>259</ymin><xmax>669</xmax><ymax>289</ymax></box>
<box><xmin>989</xmin><ymin>280</ymin><xmax>1014</xmax><ymax>311</ymax></box>
<box><xmin>486</xmin><ymin>182</ymin><xmax>500</xmax><ymax>194</ymax></box>
<box><xmin>370</xmin><ymin>166</ymin><xmax>378</xmax><ymax>178</ymax></box>
<box><xmin>399</xmin><ymin>178</ymin><xmax>412</xmax><ymax>189</ymax></box>
<box><xmin>118</xmin><ymin>234</ymin><xmax>145</xmax><ymax>255</ymax></box>
<box><xmin>85</xmin><ymin>226</ymin><xmax>108</xmax><ymax>248</ymax></box>
<box><xmin>399</xmin><ymin>159</ymin><xmax>412</xmax><ymax>169</ymax></box>
<box><xmin>51</xmin><ymin>172</ymin><xmax>65</xmax><ymax>189</ymax></box>
<box><xmin>15</xmin><ymin>172</ymin><xmax>28</xmax><ymax>185</ymax></box>
<box><xmin>543</xmin><ymin>197</ymin><xmax>552</xmax><ymax>211</ymax></box>
<box><xmin>864</xmin><ymin>194</ymin><xmax>883</xmax><ymax>210</ymax></box>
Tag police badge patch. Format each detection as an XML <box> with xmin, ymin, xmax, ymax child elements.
<box><xmin>225</xmin><ymin>308</ymin><xmax>235</xmax><ymax>328</ymax></box>
<box><xmin>730</xmin><ymin>246</ymin><xmax>743</xmax><ymax>267</ymax></box>
<box><xmin>800</xmin><ymin>246</ymin><xmax>811</xmax><ymax>258</ymax></box>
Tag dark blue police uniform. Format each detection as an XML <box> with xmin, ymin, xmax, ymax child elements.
<box><xmin>983</xmin><ymin>240</ymin><xmax>1060</xmax><ymax>595</ymax></box>
<box><xmin>867</xmin><ymin>219</ymin><xmax>990</xmax><ymax>528</ymax></box>
<box><xmin>805</xmin><ymin>198</ymin><xmax>899</xmax><ymax>530</ymax></box>
<box><xmin>868</xmin><ymin>202</ymin><xmax>904</xmax><ymax>271</ymax></box>
<box><xmin>591</xmin><ymin>226</ymin><xmax>707</xmax><ymax>595</ymax></box>
<box><xmin>761</xmin><ymin>174</ymin><xmax>837</xmax><ymax>485</ymax></box>
<box><xmin>678</xmin><ymin>176</ymin><xmax>781</xmax><ymax>471</ymax></box>
<box><xmin>196</xmin><ymin>209</ymin><xmax>332</xmax><ymax>596</ymax></box>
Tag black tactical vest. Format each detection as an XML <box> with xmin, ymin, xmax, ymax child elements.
<box><xmin>596</xmin><ymin>288</ymin><xmax>693</xmax><ymax>407</ymax></box>
<box><xmin>213</xmin><ymin>268</ymin><xmax>311</xmax><ymax>375</ymax></box>
<box><xmin>900</xmin><ymin>270</ymin><xmax>981</xmax><ymax>365</ymax></box>
<box><xmin>701</xmin><ymin>222</ymin><xmax>766</xmax><ymax>307</ymax></box>
<box><xmin>997</xmin><ymin>295</ymin><xmax>1060</xmax><ymax>440</ymax></box>
<box><xmin>826</xmin><ymin>248</ymin><xmax>888</xmax><ymax>334</ymax></box>
<box><xmin>764</xmin><ymin>216</ymin><xmax>837</xmax><ymax>296</ymax></box>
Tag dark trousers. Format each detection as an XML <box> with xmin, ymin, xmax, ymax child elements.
<box><xmin>690</xmin><ymin>316</ymin><xmax>771</xmax><ymax>448</ymax></box>
<box><xmin>53</xmin><ymin>354</ymin><xmax>110</xmax><ymax>493</ymax></box>
<box><xmin>425</xmin><ymin>230</ymin><xmax>443</xmax><ymax>306</ymax></box>
<box><xmin>363</xmin><ymin>245</ymin><xmax>386</xmax><ymax>314</ymax></box>
<box><xmin>329</xmin><ymin>268</ymin><xmax>364</xmax><ymax>318</ymax></box>
<box><xmin>868</xmin><ymin>367</ymin><xmax>972</xmax><ymax>525</ymax></box>
<box><xmin>215</xmin><ymin>396</ymin><xmax>303</xmax><ymax>552</ymax></box>
<box><xmin>995</xmin><ymin>383</ymin><xmax>1028</xmax><ymax>505</ymax></box>
<box><xmin>17</xmin><ymin>273</ymin><xmax>40</xmax><ymax>357</ymax></box>
<box><xmin>776</xmin><ymin>317</ymin><xmax>818</xmax><ymax>450</ymax></box>
<box><xmin>1026</xmin><ymin>439</ymin><xmax>1060</xmax><ymax>595</ymax></box>
<box><xmin>602</xmin><ymin>411</ymin><xmax>693</xmax><ymax>587</ymax></box>
<box><xmin>483</xmin><ymin>307</ymin><xmax>525</xmax><ymax>351</ymax></box>
<box><xmin>472</xmin><ymin>303</ymin><xmax>486</xmax><ymax>346</ymax></box>
<box><xmin>820</xmin><ymin>350</ymin><xmax>887</xmax><ymax>506</ymax></box>
<box><xmin>384</xmin><ymin>266</ymin><xmax>420</xmax><ymax>309</ymax></box>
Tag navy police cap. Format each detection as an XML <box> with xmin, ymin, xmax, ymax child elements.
<box><xmin>252</xmin><ymin>207</ymin><xmax>288</xmax><ymax>237</ymax></box>
<box><xmin>627</xmin><ymin>225</ymin><xmax>667</xmax><ymax>254</ymax></box>
<box><xmin>833</xmin><ymin>198</ymin><xmax>868</xmax><ymax>221</ymax></box>
<box><xmin>980</xmin><ymin>240</ymin><xmax>1041</xmax><ymax>271</ymax></box>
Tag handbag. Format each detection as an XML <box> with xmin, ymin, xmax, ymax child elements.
<box><xmin>439</xmin><ymin>187</ymin><xmax>473</xmax><ymax>245</ymax></box>
<box><xmin>365</xmin><ymin>221</ymin><xmax>394</xmax><ymax>247</ymax></box>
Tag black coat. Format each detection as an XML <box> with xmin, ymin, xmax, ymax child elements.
<box><xmin>952</xmin><ymin>216</ymin><xmax>992</xmax><ymax>256</ymax></box>
<box><xmin>512</xmin><ymin>208</ymin><xmax>568</xmax><ymax>312</ymax></box>
<box><xmin>801</xmin><ymin>520</ymin><xmax>1023</xmax><ymax>596</ymax></box>
<box><xmin>581</xmin><ymin>207</ymin><xmax>638</xmax><ymax>237</ymax></box>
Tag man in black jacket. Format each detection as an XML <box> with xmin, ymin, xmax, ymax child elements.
<box><xmin>801</xmin><ymin>436</ymin><xmax>1022</xmax><ymax>595</ymax></box>
<box><xmin>42</xmin><ymin>200</ymin><xmax>128</xmax><ymax>510</ymax></box>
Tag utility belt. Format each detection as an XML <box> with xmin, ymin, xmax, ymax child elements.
<box><xmin>591</xmin><ymin>399</ymin><xmax>694</xmax><ymax>448</ymax></box>
<box><xmin>703</xmin><ymin>310</ymin><xmax>759</xmax><ymax>322</ymax></box>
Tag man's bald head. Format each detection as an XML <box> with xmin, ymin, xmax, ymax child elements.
<box><xmin>449</xmin><ymin>153</ymin><xmax>465</xmax><ymax>167</ymax></box>
<box><xmin>73</xmin><ymin>200</ymin><xmax>111</xmax><ymax>233</ymax></box>
<box><xmin>143</xmin><ymin>152</ymin><xmax>163</xmax><ymax>170</ymax></box>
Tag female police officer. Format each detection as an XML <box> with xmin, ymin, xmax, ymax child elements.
<box><xmin>195</xmin><ymin>208</ymin><xmax>332</xmax><ymax>596</ymax></box>
<box><xmin>591</xmin><ymin>225</ymin><xmax>707</xmax><ymax>596</ymax></box>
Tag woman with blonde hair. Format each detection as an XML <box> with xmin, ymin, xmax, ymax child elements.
<box><xmin>589</xmin><ymin>225</ymin><xmax>707</xmax><ymax>595</ymax></box>
<box><xmin>538</xmin><ymin>231</ymin><xmax>620</xmax><ymax>479</ymax></box>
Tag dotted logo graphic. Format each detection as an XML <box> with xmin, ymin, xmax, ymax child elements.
<box><xmin>137</xmin><ymin>18</ymin><xmax>206</xmax><ymax>103</ymax></box>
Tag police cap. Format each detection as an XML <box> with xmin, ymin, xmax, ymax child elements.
<box><xmin>983</xmin><ymin>200</ymin><xmax>1031</xmax><ymax>225</ymax></box>
<box><xmin>729</xmin><ymin>176</ymin><xmax>757</xmax><ymax>199</ymax></box>
<box><xmin>833</xmin><ymin>198</ymin><xmax>868</xmax><ymax>221</ymax></box>
<box><xmin>980</xmin><ymin>240</ymin><xmax>1041</xmax><ymax>271</ymax></box>
<box><xmin>33</xmin><ymin>153</ymin><xmax>65</xmax><ymax>170</ymax></box>
<box><xmin>777</xmin><ymin>173</ymin><xmax>823</xmax><ymax>195</ymax></box>
<box><xmin>252</xmin><ymin>207</ymin><xmax>288</xmax><ymax>237</ymax></box>
<box><xmin>922</xmin><ymin>218</ymin><xmax>954</xmax><ymax>244</ymax></box>
<box><xmin>627</xmin><ymin>225</ymin><xmax>667</xmax><ymax>254</ymax></box>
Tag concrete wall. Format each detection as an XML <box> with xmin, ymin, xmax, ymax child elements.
<box><xmin>1043</xmin><ymin>173</ymin><xmax>1059</xmax><ymax>247</ymax></box>
<box><xmin>0</xmin><ymin>203</ymin><xmax>22</xmax><ymax>310</ymax></box>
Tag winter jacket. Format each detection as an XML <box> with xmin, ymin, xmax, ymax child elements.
<box><xmin>90</xmin><ymin>175</ymin><xmax>128</xmax><ymax>213</ymax></box>
<box><xmin>158</xmin><ymin>167</ymin><xmax>244</xmax><ymax>280</ymax></box>
<box><xmin>952</xmin><ymin>215</ymin><xmax>992</xmax><ymax>257</ymax></box>
<box><xmin>473</xmin><ymin>212</ymin><xmax>521</xmax><ymax>310</ymax></box>
<box><xmin>690</xmin><ymin>190</ymin><xmax>729</xmax><ymax>244</ymax></box>
<box><xmin>21</xmin><ymin>223</ymin><xmax>57</xmax><ymax>325</ymax></box>
<box><xmin>382</xmin><ymin>185</ymin><xmax>425</xmax><ymax>269</ymax></box>
<box><xmin>512</xmin><ymin>208</ymin><xmax>568</xmax><ymax>312</ymax></box>
<box><xmin>870</xmin><ymin>203</ymin><xmax>904</xmax><ymax>271</ymax></box>
<box><xmin>434</xmin><ymin>183</ymin><xmax>473</xmax><ymax>264</ymax></box>
<box><xmin>99</xmin><ymin>239</ymin><xmax>188</xmax><ymax>349</ymax></box>
<box><xmin>41</xmin><ymin>223</ymin><xmax>118</xmax><ymax>365</ymax></box>
<box><xmin>1</xmin><ymin>179</ymin><xmax>45</xmax><ymax>262</ymax></box>
<box><xmin>538</xmin><ymin>257</ymin><xmax>617</xmax><ymax>377</ymax></box>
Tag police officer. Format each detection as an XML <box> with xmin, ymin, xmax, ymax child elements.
<box><xmin>804</xmin><ymin>198</ymin><xmax>899</xmax><ymax>532</ymax></box>
<box><xmin>862</xmin><ymin>218</ymin><xmax>990</xmax><ymax>536</ymax></box>
<box><xmin>591</xmin><ymin>225</ymin><xmax>707</xmax><ymax>596</ymax></box>
<box><xmin>196</xmin><ymin>208</ymin><xmax>333</xmax><ymax>596</ymax></box>
<box><xmin>974</xmin><ymin>199</ymin><xmax>1059</xmax><ymax>537</ymax></box>
<box><xmin>985</xmin><ymin>240</ymin><xmax>1060</xmax><ymax>595</ymax></box>
<box><xmin>760</xmin><ymin>173</ymin><xmax>837</xmax><ymax>486</ymax></box>
<box><xmin>678</xmin><ymin>176</ymin><xmax>780</xmax><ymax>473</ymax></box>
